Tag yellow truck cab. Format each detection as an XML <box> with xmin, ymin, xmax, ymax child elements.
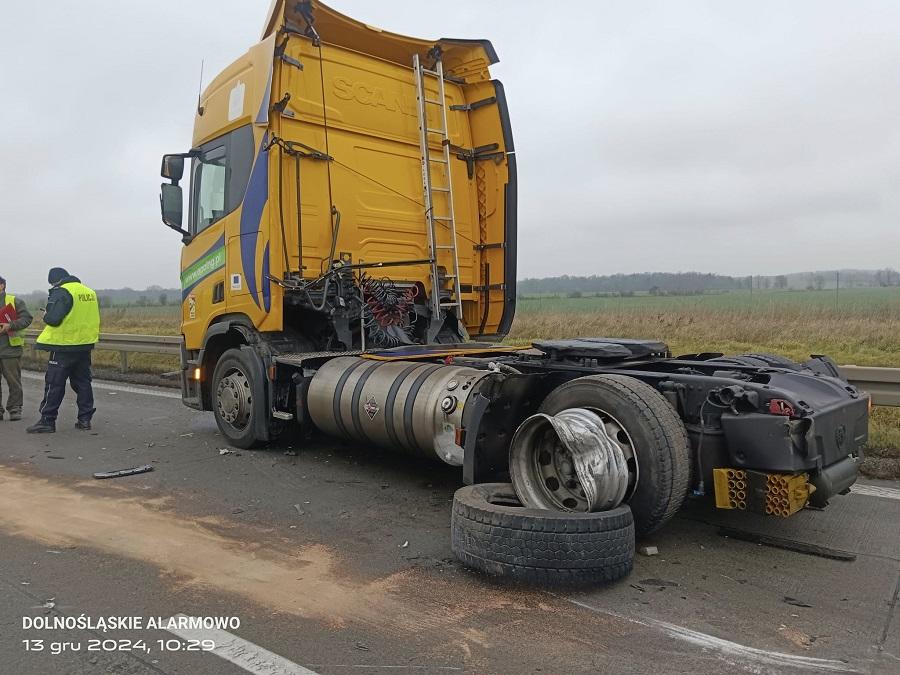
<box><xmin>160</xmin><ymin>0</ymin><xmax>515</xmax><ymax>446</ymax></box>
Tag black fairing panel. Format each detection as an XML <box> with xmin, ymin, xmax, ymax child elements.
<box><xmin>533</xmin><ymin>338</ymin><xmax>669</xmax><ymax>361</ymax></box>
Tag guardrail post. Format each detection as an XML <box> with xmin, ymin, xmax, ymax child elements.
<box><xmin>120</xmin><ymin>351</ymin><xmax>128</xmax><ymax>373</ymax></box>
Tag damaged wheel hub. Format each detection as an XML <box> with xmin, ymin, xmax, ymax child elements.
<box><xmin>510</xmin><ymin>408</ymin><xmax>637</xmax><ymax>512</ymax></box>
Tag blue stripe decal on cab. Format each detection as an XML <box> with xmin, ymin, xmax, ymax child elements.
<box><xmin>262</xmin><ymin>241</ymin><xmax>271</xmax><ymax>311</ymax></box>
<box><xmin>239</xmin><ymin>133</ymin><xmax>269</xmax><ymax>308</ymax></box>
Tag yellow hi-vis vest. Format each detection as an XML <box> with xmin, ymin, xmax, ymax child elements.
<box><xmin>2</xmin><ymin>294</ymin><xmax>24</xmax><ymax>347</ymax></box>
<box><xmin>37</xmin><ymin>282</ymin><xmax>100</xmax><ymax>348</ymax></box>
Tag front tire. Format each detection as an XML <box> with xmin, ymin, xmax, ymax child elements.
<box><xmin>211</xmin><ymin>347</ymin><xmax>267</xmax><ymax>449</ymax></box>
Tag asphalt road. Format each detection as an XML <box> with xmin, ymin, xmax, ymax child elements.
<box><xmin>0</xmin><ymin>372</ymin><xmax>898</xmax><ymax>675</ymax></box>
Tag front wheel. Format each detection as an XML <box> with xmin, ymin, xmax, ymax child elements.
<box><xmin>211</xmin><ymin>347</ymin><xmax>268</xmax><ymax>449</ymax></box>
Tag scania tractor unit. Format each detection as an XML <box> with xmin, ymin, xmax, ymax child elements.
<box><xmin>160</xmin><ymin>1</ymin><xmax>868</xmax><ymax>578</ymax></box>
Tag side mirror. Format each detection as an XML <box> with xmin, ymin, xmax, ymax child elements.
<box><xmin>160</xmin><ymin>183</ymin><xmax>190</xmax><ymax>240</ymax></box>
<box><xmin>161</xmin><ymin>154</ymin><xmax>185</xmax><ymax>182</ymax></box>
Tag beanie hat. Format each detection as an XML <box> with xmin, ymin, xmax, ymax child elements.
<box><xmin>48</xmin><ymin>267</ymin><xmax>69</xmax><ymax>285</ymax></box>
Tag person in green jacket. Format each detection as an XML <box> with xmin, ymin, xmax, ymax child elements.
<box><xmin>0</xmin><ymin>275</ymin><xmax>34</xmax><ymax>421</ymax></box>
<box><xmin>27</xmin><ymin>268</ymin><xmax>100</xmax><ymax>433</ymax></box>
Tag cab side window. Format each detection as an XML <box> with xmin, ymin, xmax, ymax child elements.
<box><xmin>189</xmin><ymin>125</ymin><xmax>255</xmax><ymax>235</ymax></box>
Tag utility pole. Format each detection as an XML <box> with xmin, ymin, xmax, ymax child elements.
<box><xmin>835</xmin><ymin>270</ymin><xmax>839</xmax><ymax>308</ymax></box>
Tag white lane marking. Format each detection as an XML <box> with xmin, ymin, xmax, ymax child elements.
<box><xmin>304</xmin><ymin>667</ymin><xmax>461</xmax><ymax>671</ymax></box>
<box><xmin>563</xmin><ymin>597</ymin><xmax>859</xmax><ymax>673</ymax></box>
<box><xmin>851</xmin><ymin>484</ymin><xmax>900</xmax><ymax>501</ymax></box>
<box><xmin>23</xmin><ymin>371</ymin><xmax>181</xmax><ymax>400</ymax></box>
<box><xmin>165</xmin><ymin>614</ymin><xmax>318</xmax><ymax>675</ymax></box>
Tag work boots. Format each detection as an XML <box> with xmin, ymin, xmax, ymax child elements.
<box><xmin>8</xmin><ymin>410</ymin><xmax>22</xmax><ymax>421</ymax></box>
<box><xmin>26</xmin><ymin>419</ymin><xmax>56</xmax><ymax>434</ymax></box>
<box><xmin>75</xmin><ymin>419</ymin><xmax>91</xmax><ymax>430</ymax></box>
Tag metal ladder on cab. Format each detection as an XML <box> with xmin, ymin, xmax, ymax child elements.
<box><xmin>413</xmin><ymin>52</ymin><xmax>463</xmax><ymax>336</ymax></box>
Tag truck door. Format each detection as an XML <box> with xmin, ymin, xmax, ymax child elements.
<box><xmin>180</xmin><ymin>125</ymin><xmax>255</xmax><ymax>350</ymax></box>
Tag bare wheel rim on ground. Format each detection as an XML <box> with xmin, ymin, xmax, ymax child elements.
<box><xmin>510</xmin><ymin>406</ymin><xmax>639</xmax><ymax>512</ymax></box>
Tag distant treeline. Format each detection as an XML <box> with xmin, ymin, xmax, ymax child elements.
<box><xmin>518</xmin><ymin>269</ymin><xmax>900</xmax><ymax>295</ymax></box>
<box><xmin>20</xmin><ymin>286</ymin><xmax>181</xmax><ymax>310</ymax></box>
<box><xmin>518</xmin><ymin>273</ymin><xmax>737</xmax><ymax>295</ymax></box>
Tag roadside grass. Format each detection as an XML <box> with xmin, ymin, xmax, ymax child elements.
<box><xmin>24</xmin><ymin>305</ymin><xmax>182</xmax><ymax>376</ymax></box>
<box><xmin>508</xmin><ymin>305</ymin><xmax>900</xmax><ymax>367</ymax></box>
<box><xmin>864</xmin><ymin>408</ymin><xmax>900</xmax><ymax>479</ymax></box>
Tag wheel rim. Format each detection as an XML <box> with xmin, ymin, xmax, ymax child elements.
<box><xmin>510</xmin><ymin>407</ymin><xmax>639</xmax><ymax>512</ymax></box>
<box><xmin>216</xmin><ymin>366</ymin><xmax>253</xmax><ymax>431</ymax></box>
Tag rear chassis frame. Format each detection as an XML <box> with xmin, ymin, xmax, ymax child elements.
<box><xmin>190</xmin><ymin>335</ymin><xmax>868</xmax><ymax>507</ymax></box>
<box><xmin>294</xmin><ymin>339</ymin><xmax>866</xmax><ymax>506</ymax></box>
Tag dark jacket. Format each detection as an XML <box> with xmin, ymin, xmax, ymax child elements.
<box><xmin>37</xmin><ymin>275</ymin><xmax>95</xmax><ymax>353</ymax></box>
<box><xmin>0</xmin><ymin>292</ymin><xmax>34</xmax><ymax>359</ymax></box>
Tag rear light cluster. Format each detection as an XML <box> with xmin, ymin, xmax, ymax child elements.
<box><xmin>767</xmin><ymin>399</ymin><xmax>795</xmax><ymax>416</ymax></box>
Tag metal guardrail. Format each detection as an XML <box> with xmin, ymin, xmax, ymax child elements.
<box><xmin>24</xmin><ymin>330</ymin><xmax>180</xmax><ymax>372</ymax></box>
<box><xmin>838</xmin><ymin>366</ymin><xmax>900</xmax><ymax>407</ymax></box>
<box><xmin>19</xmin><ymin>330</ymin><xmax>900</xmax><ymax>405</ymax></box>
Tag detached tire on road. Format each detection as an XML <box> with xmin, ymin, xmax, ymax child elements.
<box><xmin>536</xmin><ymin>375</ymin><xmax>691</xmax><ymax>537</ymax></box>
<box><xmin>451</xmin><ymin>483</ymin><xmax>634</xmax><ymax>585</ymax></box>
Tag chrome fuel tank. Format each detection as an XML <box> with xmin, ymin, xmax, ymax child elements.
<box><xmin>307</xmin><ymin>357</ymin><xmax>493</xmax><ymax>465</ymax></box>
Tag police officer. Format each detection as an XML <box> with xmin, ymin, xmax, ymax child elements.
<box><xmin>0</xmin><ymin>275</ymin><xmax>34</xmax><ymax>421</ymax></box>
<box><xmin>27</xmin><ymin>268</ymin><xmax>100</xmax><ymax>433</ymax></box>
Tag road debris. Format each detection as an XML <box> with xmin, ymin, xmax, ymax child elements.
<box><xmin>46</xmin><ymin>455</ymin><xmax>65</xmax><ymax>460</ymax></box>
<box><xmin>638</xmin><ymin>545</ymin><xmax>659</xmax><ymax>556</ymax></box>
<box><xmin>283</xmin><ymin>449</ymin><xmax>297</xmax><ymax>456</ymax></box>
<box><xmin>42</xmin><ymin>599</ymin><xmax>56</xmax><ymax>609</ymax></box>
<box><xmin>93</xmin><ymin>465</ymin><xmax>154</xmax><ymax>480</ymax></box>
<box><xmin>293</xmin><ymin>504</ymin><xmax>305</xmax><ymax>516</ymax></box>
<box><xmin>783</xmin><ymin>596</ymin><xmax>813</xmax><ymax>608</ymax></box>
<box><xmin>779</xmin><ymin>625</ymin><xmax>814</xmax><ymax>649</ymax></box>
<box><xmin>219</xmin><ymin>448</ymin><xmax>240</xmax><ymax>456</ymax></box>
<box><xmin>718</xmin><ymin>527</ymin><xmax>856</xmax><ymax>561</ymax></box>
<box><xmin>399</xmin><ymin>540</ymin><xmax>409</xmax><ymax>548</ymax></box>
<box><xmin>639</xmin><ymin>578</ymin><xmax>679</xmax><ymax>588</ymax></box>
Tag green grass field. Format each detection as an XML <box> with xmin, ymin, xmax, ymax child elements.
<box><xmin>511</xmin><ymin>288</ymin><xmax>900</xmax><ymax>367</ymax></box>
<box><xmin>518</xmin><ymin>287</ymin><xmax>900</xmax><ymax>314</ymax></box>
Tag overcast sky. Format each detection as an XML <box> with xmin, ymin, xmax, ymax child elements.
<box><xmin>2</xmin><ymin>0</ymin><xmax>899</xmax><ymax>292</ymax></box>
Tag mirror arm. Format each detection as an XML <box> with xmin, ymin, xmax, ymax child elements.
<box><xmin>164</xmin><ymin>222</ymin><xmax>191</xmax><ymax>239</ymax></box>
